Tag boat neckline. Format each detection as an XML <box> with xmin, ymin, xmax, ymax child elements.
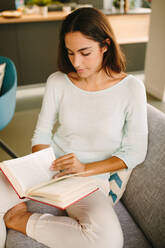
<box><xmin>64</xmin><ymin>73</ymin><xmax>131</xmax><ymax>94</ymax></box>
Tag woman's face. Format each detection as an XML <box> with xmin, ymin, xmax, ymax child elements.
<box><xmin>65</xmin><ymin>31</ymin><xmax>107</xmax><ymax>78</ymax></box>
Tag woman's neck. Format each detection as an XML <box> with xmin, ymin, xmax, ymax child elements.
<box><xmin>68</xmin><ymin>70</ymin><xmax>127</xmax><ymax>92</ymax></box>
<box><xmin>81</xmin><ymin>70</ymin><xmax>108</xmax><ymax>89</ymax></box>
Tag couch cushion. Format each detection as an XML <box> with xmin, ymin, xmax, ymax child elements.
<box><xmin>114</xmin><ymin>201</ymin><xmax>151</xmax><ymax>248</ymax></box>
<box><xmin>122</xmin><ymin>104</ymin><xmax>165</xmax><ymax>248</ymax></box>
<box><xmin>6</xmin><ymin>231</ymin><xmax>48</xmax><ymax>248</ymax></box>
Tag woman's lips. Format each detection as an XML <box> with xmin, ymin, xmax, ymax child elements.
<box><xmin>77</xmin><ymin>69</ymin><xmax>85</xmax><ymax>73</ymax></box>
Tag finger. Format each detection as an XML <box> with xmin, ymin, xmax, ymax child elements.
<box><xmin>57</xmin><ymin>163</ymin><xmax>73</xmax><ymax>171</ymax></box>
<box><xmin>51</xmin><ymin>161</ymin><xmax>73</xmax><ymax>172</ymax></box>
<box><xmin>53</xmin><ymin>153</ymin><xmax>75</xmax><ymax>164</ymax></box>
<box><xmin>55</xmin><ymin>157</ymin><xmax>75</xmax><ymax>167</ymax></box>
<box><xmin>53</xmin><ymin>170</ymin><xmax>74</xmax><ymax>179</ymax></box>
<box><xmin>51</xmin><ymin>157</ymin><xmax>75</xmax><ymax>171</ymax></box>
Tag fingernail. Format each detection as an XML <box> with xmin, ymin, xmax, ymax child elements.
<box><xmin>50</xmin><ymin>166</ymin><xmax>54</xmax><ymax>171</ymax></box>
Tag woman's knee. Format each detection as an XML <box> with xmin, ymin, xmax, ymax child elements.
<box><xmin>103</xmin><ymin>217</ymin><xmax>124</xmax><ymax>248</ymax></box>
<box><xmin>85</xmin><ymin>205</ymin><xmax>123</xmax><ymax>248</ymax></box>
<box><xmin>68</xmin><ymin>191</ymin><xmax>124</xmax><ymax>248</ymax></box>
<box><xmin>93</xmin><ymin>202</ymin><xmax>123</xmax><ymax>248</ymax></box>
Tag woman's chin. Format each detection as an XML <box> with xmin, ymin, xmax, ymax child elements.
<box><xmin>77</xmin><ymin>70</ymin><xmax>92</xmax><ymax>79</ymax></box>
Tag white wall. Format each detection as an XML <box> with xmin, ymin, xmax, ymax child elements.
<box><xmin>144</xmin><ymin>0</ymin><xmax>165</xmax><ymax>101</ymax></box>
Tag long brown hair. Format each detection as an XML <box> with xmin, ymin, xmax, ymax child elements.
<box><xmin>58</xmin><ymin>7</ymin><xmax>126</xmax><ymax>76</ymax></box>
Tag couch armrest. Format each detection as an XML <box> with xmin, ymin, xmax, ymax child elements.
<box><xmin>122</xmin><ymin>104</ymin><xmax>165</xmax><ymax>248</ymax></box>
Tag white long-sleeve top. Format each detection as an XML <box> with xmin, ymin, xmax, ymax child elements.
<box><xmin>32</xmin><ymin>71</ymin><xmax>148</xmax><ymax>180</ymax></box>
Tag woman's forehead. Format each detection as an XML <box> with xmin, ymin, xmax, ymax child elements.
<box><xmin>65</xmin><ymin>32</ymin><xmax>98</xmax><ymax>50</ymax></box>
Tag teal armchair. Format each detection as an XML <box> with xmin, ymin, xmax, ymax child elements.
<box><xmin>0</xmin><ymin>56</ymin><xmax>17</xmax><ymax>158</ymax></box>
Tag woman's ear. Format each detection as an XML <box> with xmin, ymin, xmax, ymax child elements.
<box><xmin>105</xmin><ymin>38</ymin><xmax>110</xmax><ymax>46</ymax></box>
<box><xmin>102</xmin><ymin>38</ymin><xmax>111</xmax><ymax>53</ymax></box>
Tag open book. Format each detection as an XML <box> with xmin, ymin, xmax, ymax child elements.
<box><xmin>0</xmin><ymin>147</ymin><xmax>99</xmax><ymax>209</ymax></box>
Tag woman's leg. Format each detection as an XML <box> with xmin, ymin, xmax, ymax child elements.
<box><xmin>0</xmin><ymin>172</ymin><xmax>27</xmax><ymax>247</ymax></box>
<box><xmin>4</xmin><ymin>190</ymin><xmax>123</xmax><ymax>248</ymax></box>
<box><xmin>0</xmin><ymin>213</ymin><xmax>6</xmax><ymax>248</ymax></box>
<box><xmin>6</xmin><ymin>201</ymin><xmax>67</xmax><ymax>248</ymax></box>
<box><xmin>0</xmin><ymin>171</ymin><xmax>27</xmax><ymax>212</ymax></box>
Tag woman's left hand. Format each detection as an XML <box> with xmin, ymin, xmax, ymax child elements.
<box><xmin>50</xmin><ymin>153</ymin><xmax>86</xmax><ymax>179</ymax></box>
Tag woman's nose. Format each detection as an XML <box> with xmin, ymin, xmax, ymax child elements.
<box><xmin>72</xmin><ymin>54</ymin><xmax>81</xmax><ymax>68</ymax></box>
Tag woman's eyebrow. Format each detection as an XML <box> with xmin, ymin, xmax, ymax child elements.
<box><xmin>66</xmin><ymin>47</ymin><xmax>92</xmax><ymax>52</ymax></box>
<box><xmin>78</xmin><ymin>47</ymin><xmax>92</xmax><ymax>52</ymax></box>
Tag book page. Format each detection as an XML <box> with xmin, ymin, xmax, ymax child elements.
<box><xmin>28</xmin><ymin>186</ymin><xmax>98</xmax><ymax>210</ymax></box>
<box><xmin>2</xmin><ymin>147</ymin><xmax>56</xmax><ymax>193</ymax></box>
<box><xmin>26</xmin><ymin>171</ymin><xmax>86</xmax><ymax>193</ymax></box>
<box><xmin>28</xmin><ymin>176</ymin><xmax>97</xmax><ymax>200</ymax></box>
<box><xmin>28</xmin><ymin>177</ymin><xmax>98</xmax><ymax>209</ymax></box>
<box><xmin>0</xmin><ymin>163</ymin><xmax>25</xmax><ymax>197</ymax></box>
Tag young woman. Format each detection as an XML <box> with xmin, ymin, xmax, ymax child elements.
<box><xmin>3</xmin><ymin>7</ymin><xmax>148</xmax><ymax>248</ymax></box>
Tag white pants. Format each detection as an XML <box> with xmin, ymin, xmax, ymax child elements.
<box><xmin>0</xmin><ymin>172</ymin><xmax>27</xmax><ymax>248</ymax></box>
<box><xmin>0</xmin><ymin>172</ymin><xmax>123</xmax><ymax>248</ymax></box>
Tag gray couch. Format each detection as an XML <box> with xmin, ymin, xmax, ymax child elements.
<box><xmin>6</xmin><ymin>104</ymin><xmax>165</xmax><ymax>248</ymax></box>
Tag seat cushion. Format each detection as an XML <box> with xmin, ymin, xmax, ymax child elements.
<box><xmin>122</xmin><ymin>104</ymin><xmax>165</xmax><ymax>248</ymax></box>
<box><xmin>6</xmin><ymin>200</ymin><xmax>67</xmax><ymax>248</ymax></box>
<box><xmin>6</xmin><ymin>231</ymin><xmax>48</xmax><ymax>248</ymax></box>
<box><xmin>114</xmin><ymin>201</ymin><xmax>151</xmax><ymax>248</ymax></box>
